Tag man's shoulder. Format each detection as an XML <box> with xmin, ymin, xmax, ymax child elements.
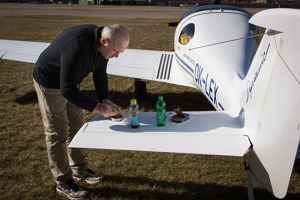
<box><xmin>65</xmin><ymin>24</ymin><xmax>98</xmax><ymax>32</ymax></box>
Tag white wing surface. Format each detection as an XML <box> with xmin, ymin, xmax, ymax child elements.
<box><xmin>108</xmin><ymin>49</ymin><xmax>197</xmax><ymax>88</ymax></box>
<box><xmin>69</xmin><ymin>111</ymin><xmax>251</xmax><ymax>157</ymax></box>
<box><xmin>0</xmin><ymin>40</ymin><xmax>49</xmax><ymax>63</ymax></box>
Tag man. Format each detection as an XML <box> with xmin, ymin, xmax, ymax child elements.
<box><xmin>33</xmin><ymin>24</ymin><xmax>129</xmax><ymax>199</ymax></box>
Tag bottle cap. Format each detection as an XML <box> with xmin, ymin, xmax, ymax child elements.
<box><xmin>158</xmin><ymin>96</ymin><xmax>163</xmax><ymax>100</ymax></box>
<box><xmin>130</xmin><ymin>99</ymin><xmax>137</xmax><ymax>104</ymax></box>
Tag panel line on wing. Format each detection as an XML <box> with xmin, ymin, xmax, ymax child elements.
<box><xmin>0</xmin><ymin>50</ymin><xmax>8</xmax><ymax>58</ymax></box>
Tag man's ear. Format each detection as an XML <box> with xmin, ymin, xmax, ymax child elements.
<box><xmin>100</xmin><ymin>37</ymin><xmax>109</xmax><ymax>46</ymax></box>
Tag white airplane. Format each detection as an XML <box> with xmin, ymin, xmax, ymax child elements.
<box><xmin>1</xmin><ymin>5</ymin><xmax>300</xmax><ymax>199</ymax></box>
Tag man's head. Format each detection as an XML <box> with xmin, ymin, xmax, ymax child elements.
<box><xmin>99</xmin><ymin>24</ymin><xmax>129</xmax><ymax>59</ymax></box>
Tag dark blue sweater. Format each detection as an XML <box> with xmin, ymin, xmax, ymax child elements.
<box><xmin>33</xmin><ymin>24</ymin><xmax>108</xmax><ymax>112</ymax></box>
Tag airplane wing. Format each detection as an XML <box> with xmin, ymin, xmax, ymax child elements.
<box><xmin>0</xmin><ymin>40</ymin><xmax>49</xmax><ymax>63</ymax></box>
<box><xmin>108</xmin><ymin>49</ymin><xmax>197</xmax><ymax>88</ymax></box>
<box><xmin>69</xmin><ymin>111</ymin><xmax>251</xmax><ymax>157</ymax></box>
<box><xmin>0</xmin><ymin>39</ymin><xmax>197</xmax><ymax>89</ymax></box>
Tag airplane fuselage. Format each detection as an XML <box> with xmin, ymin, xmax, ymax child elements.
<box><xmin>174</xmin><ymin>6</ymin><xmax>258</xmax><ymax>114</ymax></box>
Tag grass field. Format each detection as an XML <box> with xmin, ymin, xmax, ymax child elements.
<box><xmin>0</xmin><ymin>5</ymin><xmax>299</xmax><ymax>200</ymax></box>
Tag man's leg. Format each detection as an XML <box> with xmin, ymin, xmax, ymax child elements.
<box><xmin>34</xmin><ymin>79</ymin><xmax>71</xmax><ymax>181</ymax></box>
<box><xmin>33</xmin><ymin>79</ymin><xmax>88</xmax><ymax>199</ymax></box>
<box><xmin>66</xmin><ymin>101</ymin><xmax>88</xmax><ymax>171</ymax></box>
<box><xmin>66</xmin><ymin>101</ymin><xmax>103</xmax><ymax>184</ymax></box>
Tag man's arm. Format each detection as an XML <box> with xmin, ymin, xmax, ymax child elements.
<box><xmin>93</xmin><ymin>60</ymin><xmax>109</xmax><ymax>102</ymax></box>
<box><xmin>92</xmin><ymin>60</ymin><xmax>121</xmax><ymax>116</ymax></box>
<box><xmin>60</xmin><ymin>44</ymin><xmax>98</xmax><ymax>112</ymax></box>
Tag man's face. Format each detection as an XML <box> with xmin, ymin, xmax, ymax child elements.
<box><xmin>100</xmin><ymin>36</ymin><xmax>128</xmax><ymax>59</ymax></box>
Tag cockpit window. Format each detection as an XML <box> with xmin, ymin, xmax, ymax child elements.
<box><xmin>179</xmin><ymin>23</ymin><xmax>195</xmax><ymax>45</ymax></box>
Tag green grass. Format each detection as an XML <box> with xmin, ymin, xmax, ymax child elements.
<box><xmin>0</xmin><ymin>7</ymin><xmax>299</xmax><ymax>200</ymax></box>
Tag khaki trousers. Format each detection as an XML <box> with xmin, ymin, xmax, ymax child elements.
<box><xmin>33</xmin><ymin>79</ymin><xmax>88</xmax><ymax>182</ymax></box>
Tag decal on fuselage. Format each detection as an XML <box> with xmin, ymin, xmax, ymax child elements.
<box><xmin>183</xmin><ymin>53</ymin><xmax>195</xmax><ymax>66</ymax></box>
<box><xmin>246</xmin><ymin>43</ymin><xmax>270</xmax><ymax>103</ymax></box>
<box><xmin>176</xmin><ymin>52</ymin><xmax>224</xmax><ymax>110</ymax></box>
<box><xmin>194</xmin><ymin>63</ymin><xmax>224</xmax><ymax>111</ymax></box>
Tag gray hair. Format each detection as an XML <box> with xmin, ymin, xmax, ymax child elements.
<box><xmin>101</xmin><ymin>24</ymin><xmax>128</xmax><ymax>43</ymax></box>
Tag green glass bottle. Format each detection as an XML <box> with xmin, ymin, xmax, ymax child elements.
<box><xmin>156</xmin><ymin>96</ymin><xmax>166</xmax><ymax>126</ymax></box>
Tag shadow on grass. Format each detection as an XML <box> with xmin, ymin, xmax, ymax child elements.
<box><xmin>14</xmin><ymin>91</ymin><xmax>37</xmax><ymax>105</ymax></box>
<box><xmin>88</xmin><ymin>174</ymin><xmax>300</xmax><ymax>200</ymax></box>
<box><xmin>14</xmin><ymin>90</ymin><xmax>215</xmax><ymax>111</ymax></box>
<box><xmin>294</xmin><ymin>159</ymin><xmax>300</xmax><ymax>174</ymax></box>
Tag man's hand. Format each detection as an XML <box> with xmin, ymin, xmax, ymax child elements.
<box><xmin>102</xmin><ymin>99</ymin><xmax>121</xmax><ymax>113</ymax></box>
<box><xmin>93</xmin><ymin>99</ymin><xmax>121</xmax><ymax>117</ymax></box>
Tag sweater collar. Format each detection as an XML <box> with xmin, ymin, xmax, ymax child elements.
<box><xmin>94</xmin><ymin>26</ymin><xmax>104</xmax><ymax>57</ymax></box>
<box><xmin>94</xmin><ymin>26</ymin><xmax>103</xmax><ymax>43</ymax></box>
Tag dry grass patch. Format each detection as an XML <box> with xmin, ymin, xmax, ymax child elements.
<box><xmin>0</xmin><ymin>11</ymin><xmax>299</xmax><ymax>200</ymax></box>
